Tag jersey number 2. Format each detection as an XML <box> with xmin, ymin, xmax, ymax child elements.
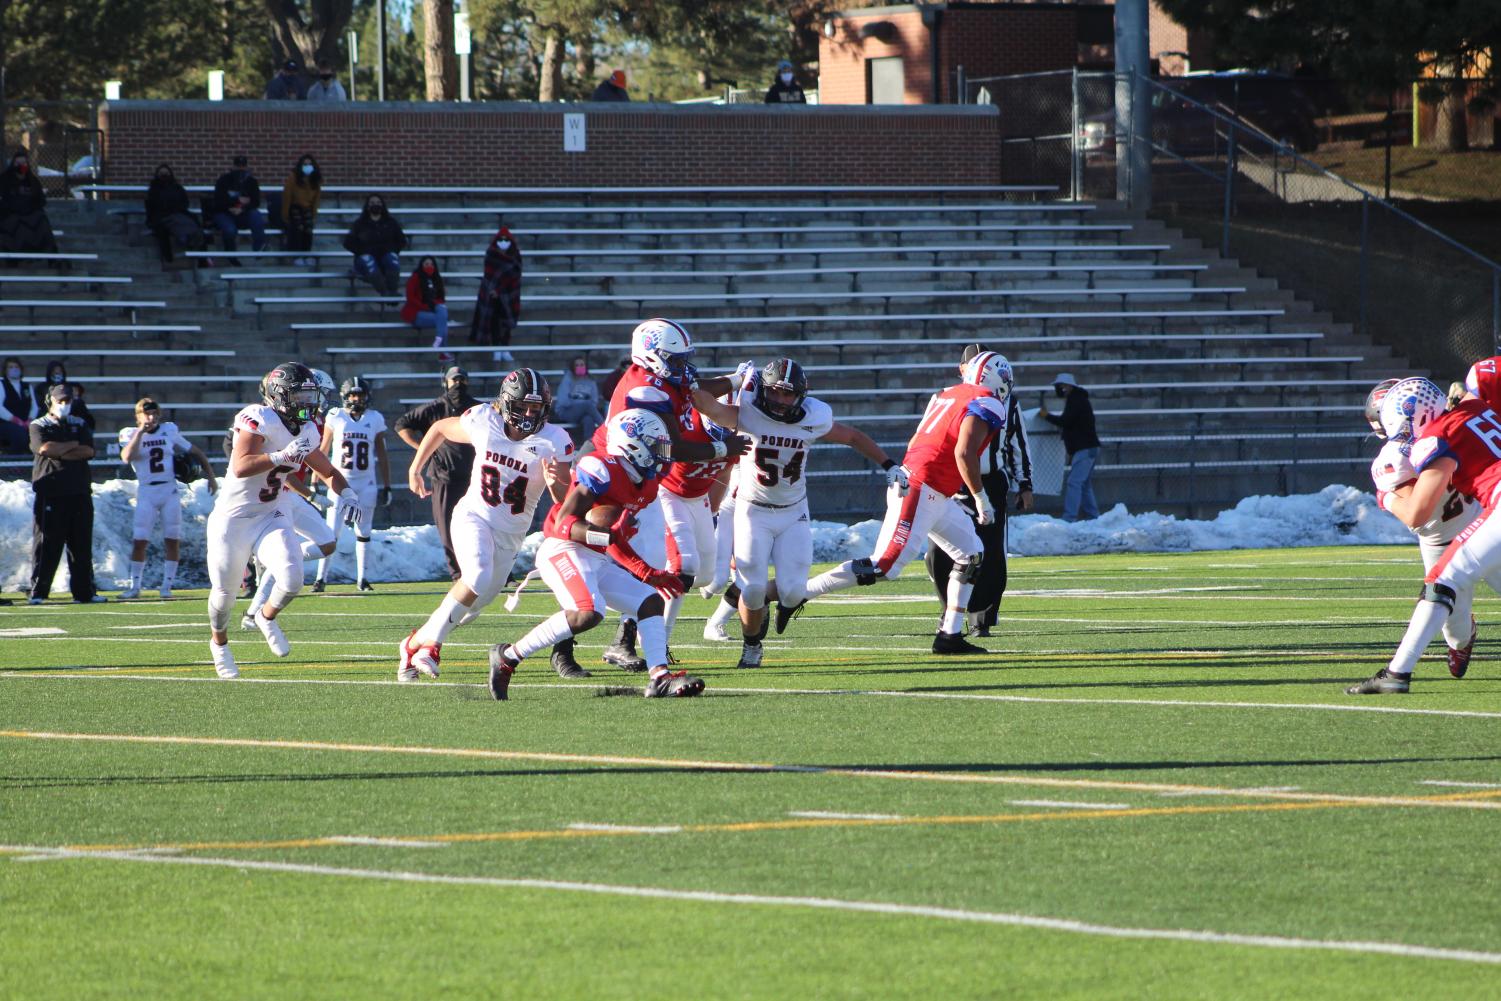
<box><xmin>480</xmin><ymin>465</ymin><xmax>528</xmax><ymax>514</ymax></box>
<box><xmin>148</xmin><ymin>446</ymin><xmax>165</xmax><ymax>474</ymax></box>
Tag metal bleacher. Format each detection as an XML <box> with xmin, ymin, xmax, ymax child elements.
<box><xmin>4</xmin><ymin>184</ymin><xmax>1400</xmax><ymax>517</ymax></box>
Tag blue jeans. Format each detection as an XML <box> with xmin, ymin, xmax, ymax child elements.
<box><xmin>1062</xmin><ymin>447</ymin><xmax>1099</xmax><ymax>522</ymax></box>
<box><xmin>212</xmin><ymin>209</ymin><xmax>266</xmax><ymax>252</ymax></box>
<box><xmin>353</xmin><ymin>252</ymin><xmax>401</xmax><ymax>293</ymax></box>
<box><xmin>413</xmin><ymin>304</ymin><xmax>449</xmax><ymax>346</ymax></box>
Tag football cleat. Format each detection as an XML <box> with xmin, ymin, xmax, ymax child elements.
<box><xmin>736</xmin><ymin>643</ymin><xmax>763</xmax><ymax>669</ymax></box>
<box><xmin>397</xmin><ymin>630</ymin><xmax>420</xmax><ymax>683</ymax></box>
<box><xmin>645</xmin><ymin>670</ymin><xmax>705</xmax><ymax>698</ymax></box>
<box><xmin>118</xmin><ymin>585</ymin><xmax>142</xmax><ymax>600</ymax></box>
<box><xmin>239</xmin><ymin>611</ymin><xmax>257</xmax><ymax>631</ymax></box>
<box><xmin>933</xmin><ymin>631</ymin><xmax>987</xmax><ymax>656</ymax></box>
<box><xmin>311</xmin><ymin>579</ymin><xmax>326</xmax><ymax>593</ymax></box>
<box><xmin>1449</xmin><ymin>618</ymin><xmax>1477</xmax><ymax>679</ymax></box>
<box><xmin>254</xmin><ymin>609</ymin><xmax>290</xmax><ymax>657</ymax></box>
<box><xmin>158</xmin><ymin>586</ymin><xmax>172</xmax><ymax>600</ymax></box>
<box><xmin>774</xmin><ymin>599</ymin><xmax>806</xmax><ymax>635</ymax></box>
<box><xmin>357</xmin><ymin>580</ymin><xmax>375</xmax><ymax>592</ymax></box>
<box><xmin>602</xmin><ymin>618</ymin><xmax>648</xmax><ymax>673</ymax></box>
<box><xmin>488</xmin><ymin>644</ymin><xmax>518</xmax><ymax>701</ymax></box>
<box><xmin>211</xmin><ymin>642</ymin><xmax>239</xmax><ymax>680</ymax></box>
<box><xmin>703</xmin><ymin>618</ymin><xmax>733</xmax><ymax>642</ymax></box>
<box><xmin>551</xmin><ymin>641</ymin><xmax>591</xmax><ymax>679</ymax></box>
<box><xmin>1346</xmin><ymin>669</ymin><xmax>1412</xmax><ymax>695</ymax></box>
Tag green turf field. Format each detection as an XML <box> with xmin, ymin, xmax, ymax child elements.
<box><xmin>4</xmin><ymin>545</ymin><xmax>1501</xmax><ymax>999</ymax></box>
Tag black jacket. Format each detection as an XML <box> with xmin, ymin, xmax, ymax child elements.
<box><xmin>395</xmin><ymin>394</ymin><xmax>479</xmax><ymax>483</ymax></box>
<box><xmin>343</xmin><ymin>212</ymin><xmax>408</xmax><ymax>257</ymax></box>
<box><xmin>764</xmin><ymin>80</ymin><xmax>807</xmax><ymax>104</ymax></box>
<box><xmin>145</xmin><ymin>177</ymin><xmax>192</xmax><ymax>229</ymax></box>
<box><xmin>590</xmin><ymin>81</ymin><xmax>630</xmax><ymax>102</ymax></box>
<box><xmin>0</xmin><ymin>165</ymin><xmax>46</xmax><ymax>217</ymax></box>
<box><xmin>1042</xmin><ymin>387</ymin><xmax>1101</xmax><ymax>455</ymax></box>
<box><xmin>212</xmin><ymin>169</ymin><xmax>262</xmax><ymax>215</ymax></box>
<box><xmin>30</xmin><ymin>415</ymin><xmax>94</xmax><ymax>496</ymax></box>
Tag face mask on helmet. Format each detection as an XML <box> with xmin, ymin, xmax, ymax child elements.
<box><xmin>606</xmin><ymin>411</ymin><xmax>672</xmax><ymax>479</ymax></box>
<box><xmin>1379</xmin><ymin>377</ymin><xmax>1446</xmax><ymax>443</ymax></box>
<box><xmin>344</xmin><ymin>391</ymin><xmax>368</xmax><ymax>415</ymax></box>
<box><xmin>755</xmin><ymin>360</ymin><xmax>807</xmax><ymax>422</ymax></box>
<box><xmin>1364</xmin><ymin>378</ymin><xmax>1401</xmax><ymax>438</ymax></box>
<box><xmin>631</xmin><ymin>319</ymin><xmax>697</xmax><ymax>386</ymax></box>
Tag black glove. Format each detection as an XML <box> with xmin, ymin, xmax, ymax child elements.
<box><xmin>378</xmin><ymin>486</ymin><xmax>393</xmax><ymax>508</ymax></box>
<box><xmin>343</xmin><ymin>504</ymin><xmax>361</xmax><ymax>528</ymax></box>
<box><xmin>724</xmin><ymin>433</ymin><xmax>753</xmax><ymax>458</ymax></box>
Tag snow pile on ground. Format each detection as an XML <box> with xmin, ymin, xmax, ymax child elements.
<box><xmin>0</xmin><ymin>480</ymin><xmax>1414</xmax><ymax>593</ymax></box>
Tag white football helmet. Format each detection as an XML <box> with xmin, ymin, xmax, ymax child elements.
<box><xmin>309</xmin><ymin>368</ymin><xmax>338</xmax><ymax>416</ymax></box>
<box><xmin>630</xmin><ymin>317</ymin><xmax>696</xmax><ymax>386</ymax></box>
<box><xmin>604</xmin><ymin>407</ymin><xmax>673</xmax><ymax>477</ymax></box>
<box><xmin>1379</xmin><ymin>377</ymin><xmax>1446</xmax><ymax>443</ymax></box>
<box><xmin>961</xmin><ymin>350</ymin><xmax>1014</xmax><ymax>402</ymax></box>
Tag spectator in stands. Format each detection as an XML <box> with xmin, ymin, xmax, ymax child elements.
<box><xmin>29</xmin><ymin>383</ymin><xmax>104</xmax><ymax>604</ymax></box>
<box><xmin>281</xmin><ymin>153</ymin><xmax>323</xmax><ymax>266</ymax></box>
<box><xmin>591</xmin><ymin>69</ymin><xmax>630</xmax><ymax>102</ymax></box>
<box><xmin>0</xmin><ymin>150</ymin><xmax>60</xmax><ymax>257</ymax></box>
<box><xmin>764</xmin><ymin>60</ymin><xmax>807</xmax><ymax>104</ymax></box>
<box><xmin>31</xmin><ymin>360</ymin><xmax>94</xmax><ymax>431</ymax></box>
<box><xmin>265</xmin><ymin>59</ymin><xmax>306</xmax><ymax>100</ymax></box>
<box><xmin>305</xmin><ymin>59</ymin><xmax>347</xmax><ymax>102</ymax></box>
<box><xmin>1040</xmin><ymin>371</ymin><xmax>1101</xmax><ymax>522</ymax></box>
<box><xmin>469</xmin><ymin>220</ymin><xmax>521</xmax><ymax>362</ymax></box>
<box><xmin>1</xmin><ymin>356</ymin><xmax>36</xmax><ymax>454</ymax></box>
<box><xmin>144</xmin><ymin>164</ymin><xmax>206</xmax><ymax>267</ymax></box>
<box><xmin>211</xmin><ymin>155</ymin><xmax>267</xmax><ymax>256</ymax></box>
<box><xmin>395</xmin><ymin>366</ymin><xmax>479</xmax><ymax>581</ymax></box>
<box><xmin>553</xmin><ymin>354</ymin><xmax>604</xmax><ymax>442</ymax></box>
<box><xmin>599</xmin><ymin>356</ymin><xmax>631</xmax><ymax>403</ymax></box>
<box><xmin>343</xmin><ymin>194</ymin><xmax>406</xmax><ymax>295</ymax></box>
<box><xmin>924</xmin><ymin>343</ymin><xmax>1033</xmax><ymax>637</ymax></box>
<box><xmin>402</xmin><ymin>256</ymin><xmax>450</xmax><ymax>358</ymax></box>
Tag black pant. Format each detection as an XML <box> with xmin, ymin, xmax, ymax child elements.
<box><xmin>431</xmin><ymin>476</ymin><xmax>467</xmax><ymax>581</ymax></box>
<box><xmin>31</xmin><ymin>492</ymin><xmax>96</xmax><ymax>601</ymax></box>
<box><xmin>925</xmin><ymin>471</ymin><xmax>1009</xmax><ymax>626</ymax></box>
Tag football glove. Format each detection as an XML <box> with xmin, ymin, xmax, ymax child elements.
<box><xmin>339</xmin><ymin>488</ymin><xmax>361</xmax><ymax>526</ymax></box>
<box><xmin>732</xmin><ymin>360</ymin><xmax>757</xmax><ymax>390</ymax></box>
<box><xmin>378</xmin><ymin>486</ymin><xmax>393</xmax><ymax>508</ymax></box>
<box><xmin>723</xmin><ymin>433</ymin><xmax>753</xmax><ymax>458</ymax></box>
<box><xmin>645</xmin><ymin>570</ymin><xmax>685</xmax><ymax>599</ymax></box>
<box><xmin>885</xmin><ymin>463</ymin><xmax>910</xmax><ymax>496</ymax></box>
<box><xmin>267</xmin><ymin>438</ymin><xmax>313</xmax><ymax>468</ymax></box>
<box><xmin>976</xmin><ymin>493</ymin><xmax>996</xmax><ymax>527</ymax></box>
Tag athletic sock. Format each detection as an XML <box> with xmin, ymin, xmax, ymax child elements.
<box><xmin>636</xmin><ymin>615</ymin><xmax>669</xmax><ymax>668</ymax></box>
<box><xmin>946</xmin><ymin>575</ymin><xmax>975</xmax><ymax>617</ymax></box>
<box><xmin>1388</xmin><ymin>598</ymin><xmax>1450</xmax><ymax>676</ymax></box>
<box><xmin>707</xmin><ymin>597</ymin><xmax>737</xmax><ymax>631</ymax></box>
<box><xmin>315</xmin><ymin>556</ymin><xmax>329</xmax><ymax>582</ymax></box>
<box><xmin>355</xmin><ymin>538</ymin><xmax>369</xmax><ymax>582</ymax></box>
<box><xmin>129</xmin><ymin>560</ymin><xmax>144</xmax><ymax>590</ymax></box>
<box><xmin>806</xmin><ymin>562</ymin><xmax>856</xmax><ymax>598</ymax></box>
<box><xmin>940</xmin><ymin>608</ymin><xmax>966</xmax><ymax>634</ymax></box>
<box><xmin>664</xmin><ymin>594</ymin><xmax>684</xmax><ymax>637</ymax></box>
<box><xmin>161</xmin><ymin>561</ymin><xmax>178</xmax><ymax>591</ymax></box>
<box><xmin>248</xmin><ymin>570</ymin><xmax>276</xmax><ymax>618</ymax></box>
<box><xmin>510</xmin><ymin>611</ymin><xmax>576</xmax><ymax>661</ymax></box>
<box><xmin>415</xmin><ymin>595</ymin><xmax>469</xmax><ymax>647</ymax></box>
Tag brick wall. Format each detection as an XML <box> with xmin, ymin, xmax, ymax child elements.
<box><xmin>99</xmin><ymin>100</ymin><xmax>1001</xmax><ymax>188</ymax></box>
<box><xmin>819</xmin><ymin>11</ymin><xmax>933</xmax><ymax>105</ymax></box>
<box><xmin>941</xmin><ymin>8</ymin><xmax>1079</xmax><ymax>101</ymax></box>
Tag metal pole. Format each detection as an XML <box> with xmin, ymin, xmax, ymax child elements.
<box><xmin>461</xmin><ymin>54</ymin><xmax>471</xmax><ymax>101</ymax></box>
<box><xmin>1221</xmin><ymin>124</ymin><xmax>1235</xmax><ymax>259</ymax></box>
<box><xmin>377</xmin><ymin>0</ymin><xmax>387</xmax><ymax>101</ymax></box>
<box><xmin>1114</xmin><ymin>0</ymin><xmax>1151</xmax><ymax>209</ymax></box>
<box><xmin>956</xmin><ymin>65</ymin><xmax>966</xmax><ymax>105</ymax></box>
<box><xmin>347</xmin><ymin>30</ymin><xmax>358</xmax><ymax>101</ymax></box>
<box><xmin>1359</xmin><ymin>196</ymin><xmax>1371</xmax><ymax>341</ymax></box>
<box><xmin>1070</xmin><ymin>66</ymin><xmax>1081</xmax><ymax>201</ymax></box>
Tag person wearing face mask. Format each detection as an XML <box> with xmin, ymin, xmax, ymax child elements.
<box><xmin>470</xmin><ymin>221</ymin><xmax>522</xmax><ymax>362</ymax></box>
<box><xmin>28</xmin><ymin>384</ymin><xmax>105</xmax><ymax>604</ymax></box>
<box><xmin>395</xmin><ymin>366</ymin><xmax>480</xmax><ymax>581</ymax></box>
<box><xmin>265</xmin><ymin>58</ymin><xmax>307</xmax><ymax>100</ymax></box>
<box><xmin>282</xmin><ymin>154</ymin><xmax>323</xmax><ymax>266</ymax></box>
<box><xmin>553</xmin><ymin>355</ymin><xmax>604</xmax><ymax>443</ymax></box>
<box><xmin>1039</xmin><ymin>372</ymin><xmax>1101</xmax><ymax>522</ymax></box>
<box><xmin>31</xmin><ymin>360</ymin><xmax>93</xmax><ymax>431</ymax></box>
<box><xmin>764</xmin><ymin>60</ymin><xmax>807</xmax><ymax>104</ymax></box>
<box><xmin>0</xmin><ymin>150</ymin><xmax>60</xmax><ymax>256</ymax></box>
<box><xmin>402</xmin><ymin>256</ymin><xmax>451</xmax><ymax>358</ymax></box>
<box><xmin>343</xmin><ymin>194</ymin><xmax>407</xmax><ymax>295</ymax></box>
<box><xmin>304</xmin><ymin>59</ymin><xmax>347</xmax><ymax>102</ymax></box>
<box><xmin>211</xmin><ymin>155</ymin><xmax>268</xmax><ymax>257</ymax></box>
<box><xmin>1</xmin><ymin>356</ymin><xmax>36</xmax><ymax>453</ymax></box>
<box><xmin>144</xmin><ymin>164</ymin><xmax>206</xmax><ymax>266</ymax></box>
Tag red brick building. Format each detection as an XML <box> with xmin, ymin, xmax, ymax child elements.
<box><xmin>817</xmin><ymin>1</ymin><xmax>1213</xmax><ymax>105</ymax></box>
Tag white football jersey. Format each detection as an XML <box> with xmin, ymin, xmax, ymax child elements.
<box><xmin>734</xmin><ymin>395</ymin><xmax>834</xmax><ymax>507</ymax></box>
<box><xmin>324</xmin><ymin>406</ymin><xmax>387</xmax><ymax>489</ymax></box>
<box><xmin>214</xmin><ymin>404</ymin><xmax>322</xmax><ymax>520</ymax></box>
<box><xmin>118</xmin><ymin>422</ymin><xmax>190</xmax><ymax>486</ymax></box>
<box><xmin>1370</xmin><ymin>438</ymin><xmax>1478</xmax><ymax>548</ymax></box>
<box><xmin>458</xmin><ymin>404</ymin><xmax>574</xmax><ymax>534</ymax></box>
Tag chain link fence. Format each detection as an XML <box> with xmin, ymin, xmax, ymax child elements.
<box><xmin>2</xmin><ymin>101</ymin><xmax>103</xmax><ymax>196</ymax></box>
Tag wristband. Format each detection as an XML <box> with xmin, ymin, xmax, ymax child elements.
<box><xmin>711</xmin><ymin>441</ymin><xmax>728</xmax><ymax>460</ymax></box>
<box><xmin>881</xmin><ymin>459</ymin><xmax>896</xmax><ymax>471</ymax></box>
<box><xmin>557</xmin><ymin>514</ymin><xmax>581</xmax><ymax>539</ymax></box>
<box><xmin>585</xmin><ymin>529</ymin><xmax>611</xmax><ymax>548</ymax></box>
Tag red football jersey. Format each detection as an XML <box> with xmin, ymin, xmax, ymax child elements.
<box><xmin>901</xmin><ymin>383</ymin><xmax>1007</xmax><ymax>496</ymax></box>
<box><xmin>590</xmin><ymin>364</ymin><xmax>693</xmax><ymax>453</ymax></box>
<box><xmin>543</xmin><ymin>453</ymin><xmax>662</xmax><ymax>553</ymax></box>
<box><xmin>1411</xmin><ymin>398</ymin><xmax>1501</xmax><ymax>507</ymax></box>
<box><xmin>660</xmin><ymin>410</ymin><xmax>731</xmax><ymax>499</ymax></box>
<box><xmin>1465</xmin><ymin>356</ymin><xmax>1501</xmax><ymax>411</ymax></box>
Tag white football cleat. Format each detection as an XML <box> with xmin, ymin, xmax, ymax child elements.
<box><xmin>118</xmin><ymin>585</ymin><xmax>141</xmax><ymax>600</ymax></box>
<box><xmin>254</xmin><ymin>609</ymin><xmax>290</xmax><ymax>657</ymax></box>
<box><xmin>698</xmin><ymin>585</ymin><xmax>719</xmax><ymax>601</ymax></box>
<box><xmin>703</xmin><ymin>619</ymin><xmax>733</xmax><ymax>642</ymax></box>
<box><xmin>413</xmin><ymin>643</ymin><xmax>441</xmax><ymax>679</ymax></box>
<box><xmin>211</xmin><ymin>642</ymin><xmax>239</xmax><ymax>679</ymax></box>
<box><xmin>158</xmin><ymin>586</ymin><xmax>172</xmax><ymax>600</ymax></box>
<box><xmin>397</xmin><ymin>630</ymin><xmax>420</xmax><ymax>682</ymax></box>
<box><xmin>239</xmin><ymin>611</ymin><xmax>257</xmax><ymax>631</ymax></box>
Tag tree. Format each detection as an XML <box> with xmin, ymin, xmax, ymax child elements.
<box><xmin>422</xmin><ymin>0</ymin><xmax>457</xmax><ymax>99</ymax></box>
<box><xmin>263</xmin><ymin>0</ymin><xmax>355</xmax><ymax>68</ymax></box>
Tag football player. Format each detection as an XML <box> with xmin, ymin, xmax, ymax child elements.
<box><xmin>399</xmin><ymin>369</ymin><xmax>575</xmax><ymax>682</ymax></box>
<box><xmin>658</xmin><ymin>402</ymin><xmax>740</xmax><ymax>652</ymax></box>
<box><xmin>489</xmin><ymin>408</ymin><xmax>704</xmax><ymax>700</ymax></box>
<box><xmin>797</xmin><ymin>351</ymin><xmax>1015</xmax><ymax>655</ymax></box>
<box><xmin>587</xmin><ymin>317</ymin><xmax>750</xmax><ymax>671</ymax></box>
<box><xmin>700</xmin><ymin>460</ymin><xmax>741</xmax><ymax>641</ymax></box>
<box><xmin>207</xmin><ymin>363</ymin><xmax>358</xmax><ymax>678</ymax></box>
<box><xmin>117</xmin><ymin>397</ymin><xmax>217</xmax><ymax>599</ymax></box>
<box><xmin>1353</xmin><ymin>377</ymin><xmax>1501</xmax><ymax>694</ymax></box>
<box><xmin>314</xmin><ymin>376</ymin><xmax>392</xmax><ymax>592</ymax></box>
<box><xmin>691</xmin><ymin>358</ymin><xmax>901</xmax><ymax>668</ymax></box>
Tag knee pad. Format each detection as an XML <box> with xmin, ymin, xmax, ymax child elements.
<box><xmin>208</xmin><ymin>590</ymin><xmax>235</xmax><ymax>632</ymax></box>
<box><xmin>1421</xmin><ymin>582</ymin><xmax>1457</xmax><ymax>612</ymax></box>
<box><xmin>952</xmin><ymin>552</ymin><xmax>983</xmax><ymax>585</ymax></box>
<box><xmin>740</xmin><ymin>582</ymin><xmax>768</xmax><ymax>611</ymax></box>
<box><xmin>852</xmin><ymin>557</ymin><xmax>883</xmax><ymax>586</ymax></box>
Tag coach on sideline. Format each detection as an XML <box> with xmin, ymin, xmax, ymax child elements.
<box><xmin>395</xmin><ymin>365</ymin><xmax>479</xmax><ymax>581</ymax></box>
<box><xmin>29</xmin><ymin>383</ymin><xmax>105</xmax><ymax>604</ymax></box>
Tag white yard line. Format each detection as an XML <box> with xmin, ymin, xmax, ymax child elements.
<box><xmin>4</xmin><ymin>846</ymin><xmax>1498</xmax><ymax>966</ymax></box>
<box><xmin>0</xmin><ymin>627</ymin><xmax>66</xmax><ymax>637</ymax></box>
<box><xmin>1419</xmin><ymin>780</ymin><xmax>1501</xmax><ymax>790</ymax></box>
<box><xmin>787</xmin><ymin>811</ymin><xmax>905</xmax><ymax>821</ymax></box>
<box><xmin>567</xmin><ymin>823</ymin><xmax>684</xmax><ymax>834</ymax></box>
<box><xmin>1007</xmin><ymin>800</ymin><xmax>1134</xmax><ymax>811</ymax></box>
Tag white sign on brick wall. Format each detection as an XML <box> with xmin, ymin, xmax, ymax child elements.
<box><xmin>564</xmin><ymin>114</ymin><xmax>586</xmax><ymax>152</ymax></box>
